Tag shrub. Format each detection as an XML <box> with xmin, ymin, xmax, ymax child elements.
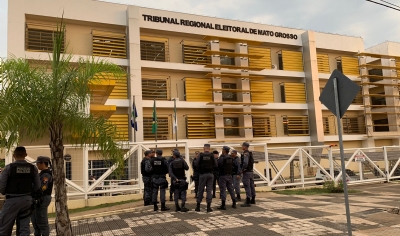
<box><xmin>323</xmin><ymin>180</ymin><xmax>344</xmax><ymax>193</ymax></box>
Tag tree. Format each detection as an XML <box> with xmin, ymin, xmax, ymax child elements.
<box><xmin>0</xmin><ymin>19</ymin><xmax>126</xmax><ymax>235</ymax></box>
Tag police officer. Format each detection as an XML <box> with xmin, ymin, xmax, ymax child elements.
<box><xmin>231</xmin><ymin>150</ymin><xmax>242</xmax><ymax>201</ymax></box>
<box><xmin>147</xmin><ymin>150</ymin><xmax>170</xmax><ymax>211</ymax></box>
<box><xmin>169</xmin><ymin>151</ymin><xmax>189</xmax><ymax>212</ymax></box>
<box><xmin>195</xmin><ymin>144</ymin><xmax>217</xmax><ymax>213</ymax></box>
<box><xmin>141</xmin><ymin>150</ymin><xmax>153</xmax><ymax>206</ymax></box>
<box><xmin>191</xmin><ymin>151</ymin><xmax>200</xmax><ymax>198</ymax></box>
<box><xmin>31</xmin><ymin>156</ymin><xmax>53</xmax><ymax>236</ymax></box>
<box><xmin>168</xmin><ymin>149</ymin><xmax>178</xmax><ymax>201</ymax></box>
<box><xmin>212</xmin><ymin>150</ymin><xmax>220</xmax><ymax>198</ymax></box>
<box><xmin>217</xmin><ymin>146</ymin><xmax>237</xmax><ymax>210</ymax></box>
<box><xmin>240</xmin><ymin>142</ymin><xmax>256</xmax><ymax>207</ymax></box>
<box><xmin>0</xmin><ymin>146</ymin><xmax>41</xmax><ymax>236</ymax></box>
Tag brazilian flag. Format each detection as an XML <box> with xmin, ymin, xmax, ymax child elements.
<box><xmin>152</xmin><ymin>99</ymin><xmax>157</xmax><ymax>134</ymax></box>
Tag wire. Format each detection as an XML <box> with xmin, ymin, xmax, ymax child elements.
<box><xmin>380</xmin><ymin>0</ymin><xmax>400</xmax><ymax>9</ymax></box>
<box><xmin>366</xmin><ymin>0</ymin><xmax>400</xmax><ymax>11</ymax></box>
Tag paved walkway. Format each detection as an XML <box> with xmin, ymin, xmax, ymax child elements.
<box><xmin>14</xmin><ymin>183</ymin><xmax>400</xmax><ymax>235</ymax></box>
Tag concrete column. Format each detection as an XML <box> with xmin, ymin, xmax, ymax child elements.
<box><xmin>359</xmin><ymin>56</ymin><xmax>373</xmax><ymax>136</ymax></box>
<box><xmin>301</xmin><ymin>30</ymin><xmax>323</xmax><ymax>145</ymax></box>
<box><xmin>382</xmin><ymin>58</ymin><xmax>399</xmax><ymax>132</ymax></box>
<box><xmin>127</xmin><ymin>6</ymin><xmax>143</xmax><ymax>142</ymax></box>
<box><xmin>209</xmin><ymin>41</ymin><xmax>224</xmax><ymax>139</ymax></box>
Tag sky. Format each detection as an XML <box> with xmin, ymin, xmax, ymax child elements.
<box><xmin>1</xmin><ymin>0</ymin><xmax>400</xmax><ymax>57</ymax></box>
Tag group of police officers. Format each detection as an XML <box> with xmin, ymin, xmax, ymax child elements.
<box><xmin>141</xmin><ymin>142</ymin><xmax>256</xmax><ymax>212</ymax></box>
<box><xmin>0</xmin><ymin>147</ymin><xmax>53</xmax><ymax>236</ymax></box>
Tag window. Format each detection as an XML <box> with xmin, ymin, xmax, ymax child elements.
<box><xmin>142</xmin><ymin>78</ymin><xmax>170</xmax><ymax>100</ymax></box>
<box><xmin>280</xmin><ymin>50</ymin><xmax>303</xmax><ymax>71</ymax></box>
<box><xmin>248</xmin><ymin>46</ymin><xmax>271</xmax><ymax>69</ymax></box>
<box><xmin>278</xmin><ymin>54</ymin><xmax>283</xmax><ymax>70</ymax></box>
<box><xmin>323</xmin><ymin>117</ymin><xmax>330</xmax><ymax>134</ymax></box>
<box><xmin>186</xmin><ymin>115</ymin><xmax>215</xmax><ymax>139</ymax></box>
<box><xmin>253</xmin><ymin>116</ymin><xmax>277</xmax><ymax>137</ymax></box>
<box><xmin>342</xmin><ymin>117</ymin><xmax>360</xmax><ymax>134</ymax></box>
<box><xmin>220</xmin><ymin>49</ymin><xmax>235</xmax><ymax>65</ymax></box>
<box><xmin>143</xmin><ymin>116</ymin><xmax>170</xmax><ymax>140</ymax></box>
<box><xmin>222</xmin><ymin>83</ymin><xmax>237</xmax><ymax>101</ymax></box>
<box><xmin>66</xmin><ymin>162</ymin><xmax>72</xmax><ymax>180</ymax></box>
<box><xmin>338</xmin><ymin>56</ymin><xmax>359</xmax><ymax>76</ymax></box>
<box><xmin>224</xmin><ymin>117</ymin><xmax>239</xmax><ymax>136</ymax></box>
<box><xmin>92</xmin><ymin>30</ymin><xmax>126</xmax><ymax>58</ymax></box>
<box><xmin>182</xmin><ymin>42</ymin><xmax>210</xmax><ymax>65</ymax></box>
<box><xmin>283</xmin><ymin>115</ymin><xmax>309</xmax><ymax>136</ymax></box>
<box><xmin>317</xmin><ymin>54</ymin><xmax>330</xmax><ymax>74</ymax></box>
<box><xmin>26</xmin><ymin>23</ymin><xmax>65</xmax><ymax>52</ymax></box>
<box><xmin>374</xmin><ymin>119</ymin><xmax>389</xmax><ymax>132</ymax></box>
<box><xmin>371</xmin><ymin>92</ymin><xmax>386</xmax><ymax>105</ymax></box>
<box><xmin>140</xmin><ymin>40</ymin><xmax>168</xmax><ymax>62</ymax></box>
<box><xmin>280</xmin><ymin>83</ymin><xmax>306</xmax><ymax>103</ymax></box>
<box><xmin>336</xmin><ymin>59</ymin><xmax>343</xmax><ymax>73</ymax></box>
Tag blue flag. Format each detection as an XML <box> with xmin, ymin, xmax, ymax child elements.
<box><xmin>130</xmin><ymin>102</ymin><xmax>138</xmax><ymax>131</ymax></box>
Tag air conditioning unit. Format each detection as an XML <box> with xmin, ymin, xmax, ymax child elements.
<box><xmin>271</xmin><ymin>64</ymin><xmax>278</xmax><ymax>70</ymax></box>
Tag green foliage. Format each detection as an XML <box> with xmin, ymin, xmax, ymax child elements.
<box><xmin>0</xmin><ymin>18</ymin><xmax>126</xmax><ymax>174</ymax></box>
<box><xmin>323</xmin><ymin>180</ymin><xmax>344</xmax><ymax>193</ymax></box>
<box><xmin>0</xmin><ymin>159</ymin><xmax>4</xmax><ymax>168</ymax></box>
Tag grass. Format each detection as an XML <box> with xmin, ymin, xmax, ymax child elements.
<box><xmin>274</xmin><ymin>187</ymin><xmax>362</xmax><ymax>195</ymax></box>
<box><xmin>48</xmin><ymin>198</ymin><xmax>141</xmax><ymax>218</ymax></box>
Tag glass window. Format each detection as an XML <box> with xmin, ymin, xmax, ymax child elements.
<box><xmin>140</xmin><ymin>40</ymin><xmax>166</xmax><ymax>61</ymax></box>
<box><xmin>222</xmin><ymin>83</ymin><xmax>237</xmax><ymax>101</ymax></box>
<box><xmin>220</xmin><ymin>49</ymin><xmax>235</xmax><ymax>65</ymax></box>
<box><xmin>224</xmin><ymin>117</ymin><xmax>239</xmax><ymax>136</ymax></box>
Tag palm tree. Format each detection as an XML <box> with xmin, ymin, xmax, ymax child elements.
<box><xmin>0</xmin><ymin>19</ymin><xmax>126</xmax><ymax>235</ymax></box>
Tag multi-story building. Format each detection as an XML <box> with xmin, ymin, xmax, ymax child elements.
<box><xmin>7</xmin><ymin>0</ymin><xmax>400</xmax><ymax>182</ymax></box>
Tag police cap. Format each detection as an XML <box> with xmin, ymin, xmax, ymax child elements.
<box><xmin>144</xmin><ymin>150</ymin><xmax>152</xmax><ymax>156</ymax></box>
<box><xmin>173</xmin><ymin>151</ymin><xmax>180</xmax><ymax>157</ymax></box>
<box><xmin>232</xmin><ymin>150</ymin><xmax>238</xmax><ymax>154</ymax></box>
<box><xmin>213</xmin><ymin>150</ymin><xmax>219</xmax><ymax>155</ymax></box>
<box><xmin>222</xmin><ymin>146</ymin><xmax>230</xmax><ymax>152</ymax></box>
<box><xmin>242</xmin><ymin>142</ymin><xmax>250</xmax><ymax>147</ymax></box>
<box><xmin>33</xmin><ymin>156</ymin><xmax>51</xmax><ymax>163</ymax></box>
<box><xmin>156</xmin><ymin>149</ymin><xmax>163</xmax><ymax>155</ymax></box>
<box><xmin>204</xmin><ymin>144</ymin><xmax>210</xmax><ymax>148</ymax></box>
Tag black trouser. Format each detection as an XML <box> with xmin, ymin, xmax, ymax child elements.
<box><xmin>194</xmin><ymin>178</ymin><xmax>199</xmax><ymax>196</ymax></box>
<box><xmin>213</xmin><ymin>173</ymin><xmax>219</xmax><ymax>197</ymax></box>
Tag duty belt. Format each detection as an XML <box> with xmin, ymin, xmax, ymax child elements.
<box><xmin>152</xmin><ymin>175</ymin><xmax>166</xmax><ymax>179</ymax></box>
<box><xmin>6</xmin><ymin>194</ymin><xmax>30</xmax><ymax>199</ymax></box>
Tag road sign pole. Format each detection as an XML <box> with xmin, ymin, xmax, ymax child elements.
<box><xmin>333</xmin><ymin>77</ymin><xmax>353</xmax><ymax>236</ymax></box>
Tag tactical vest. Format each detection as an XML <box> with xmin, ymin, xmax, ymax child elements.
<box><xmin>151</xmin><ymin>156</ymin><xmax>167</xmax><ymax>176</ymax></box>
<box><xmin>171</xmin><ymin>158</ymin><xmax>186</xmax><ymax>179</ymax></box>
<box><xmin>5</xmin><ymin>162</ymin><xmax>35</xmax><ymax>195</ymax></box>
<box><xmin>40</xmin><ymin>169</ymin><xmax>53</xmax><ymax>196</ymax></box>
<box><xmin>232</xmin><ymin>157</ymin><xmax>239</xmax><ymax>175</ymax></box>
<box><xmin>199</xmin><ymin>153</ymin><xmax>213</xmax><ymax>174</ymax></box>
<box><xmin>220</xmin><ymin>155</ymin><xmax>233</xmax><ymax>175</ymax></box>
<box><xmin>141</xmin><ymin>158</ymin><xmax>152</xmax><ymax>177</ymax></box>
<box><xmin>192</xmin><ymin>158</ymin><xmax>199</xmax><ymax>174</ymax></box>
<box><xmin>246</xmin><ymin>152</ymin><xmax>254</xmax><ymax>172</ymax></box>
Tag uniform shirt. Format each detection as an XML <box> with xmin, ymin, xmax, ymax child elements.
<box><xmin>168</xmin><ymin>157</ymin><xmax>189</xmax><ymax>181</ymax></box>
<box><xmin>40</xmin><ymin>170</ymin><xmax>53</xmax><ymax>194</ymax></box>
<box><xmin>217</xmin><ymin>154</ymin><xmax>229</xmax><ymax>166</ymax></box>
<box><xmin>145</xmin><ymin>155</ymin><xmax>169</xmax><ymax>174</ymax></box>
<box><xmin>194</xmin><ymin>151</ymin><xmax>218</xmax><ymax>170</ymax></box>
<box><xmin>242</xmin><ymin>150</ymin><xmax>251</xmax><ymax>171</ymax></box>
<box><xmin>232</xmin><ymin>156</ymin><xmax>242</xmax><ymax>175</ymax></box>
<box><xmin>0</xmin><ymin>160</ymin><xmax>41</xmax><ymax>195</ymax></box>
<box><xmin>141</xmin><ymin>157</ymin><xmax>152</xmax><ymax>176</ymax></box>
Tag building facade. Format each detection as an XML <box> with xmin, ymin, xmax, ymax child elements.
<box><xmin>7</xmin><ymin>0</ymin><xmax>400</xmax><ymax>152</ymax></box>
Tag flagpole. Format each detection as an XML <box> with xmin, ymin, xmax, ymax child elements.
<box><xmin>133</xmin><ymin>96</ymin><xmax>136</xmax><ymax>143</ymax></box>
<box><xmin>154</xmin><ymin>98</ymin><xmax>158</xmax><ymax>148</ymax></box>
<box><xmin>174</xmin><ymin>98</ymin><xmax>178</xmax><ymax>148</ymax></box>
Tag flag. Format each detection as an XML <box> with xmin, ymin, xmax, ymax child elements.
<box><xmin>152</xmin><ymin>99</ymin><xmax>157</xmax><ymax>134</ymax></box>
<box><xmin>173</xmin><ymin>99</ymin><xmax>178</xmax><ymax>134</ymax></box>
<box><xmin>130</xmin><ymin>102</ymin><xmax>138</xmax><ymax>131</ymax></box>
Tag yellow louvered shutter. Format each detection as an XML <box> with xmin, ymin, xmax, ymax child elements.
<box><xmin>396</xmin><ymin>61</ymin><xmax>400</xmax><ymax>77</ymax></box>
<box><xmin>95</xmin><ymin>73</ymin><xmax>128</xmax><ymax>99</ymax></box>
<box><xmin>186</xmin><ymin>115</ymin><xmax>215</xmax><ymax>139</ymax></box>
<box><xmin>317</xmin><ymin>53</ymin><xmax>330</xmax><ymax>74</ymax></box>
<box><xmin>26</xmin><ymin>23</ymin><xmax>65</xmax><ymax>53</ymax></box>
<box><xmin>143</xmin><ymin>116</ymin><xmax>171</xmax><ymax>140</ymax></box>
<box><xmin>140</xmin><ymin>35</ymin><xmax>169</xmax><ymax>62</ymax></box>
<box><xmin>92</xmin><ymin>30</ymin><xmax>126</xmax><ymax>59</ymax></box>
<box><xmin>250</xmin><ymin>81</ymin><xmax>274</xmax><ymax>102</ymax></box>
<box><xmin>108</xmin><ymin>114</ymin><xmax>129</xmax><ymax>141</ymax></box>
<box><xmin>341</xmin><ymin>56</ymin><xmax>359</xmax><ymax>76</ymax></box>
<box><xmin>248</xmin><ymin>47</ymin><xmax>271</xmax><ymax>69</ymax></box>
<box><xmin>252</xmin><ymin>115</ymin><xmax>277</xmax><ymax>137</ymax></box>
<box><xmin>283</xmin><ymin>115</ymin><xmax>309</xmax><ymax>136</ymax></box>
<box><xmin>283</xmin><ymin>83</ymin><xmax>306</xmax><ymax>103</ymax></box>
<box><xmin>184</xmin><ymin>78</ymin><xmax>213</xmax><ymax>102</ymax></box>
<box><xmin>182</xmin><ymin>41</ymin><xmax>210</xmax><ymax>65</ymax></box>
<box><xmin>282</xmin><ymin>50</ymin><xmax>303</xmax><ymax>71</ymax></box>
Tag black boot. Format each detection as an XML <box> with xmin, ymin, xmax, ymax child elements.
<box><xmin>153</xmin><ymin>203</ymin><xmax>159</xmax><ymax>211</ymax></box>
<box><xmin>161</xmin><ymin>202</ymin><xmax>170</xmax><ymax>211</ymax></box>
<box><xmin>170</xmin><ymin>194</ymin><xmax>173</xmax><ymax>202</ymax></box>
<box><xmin>175</xmin><ymin>203</ymin><xmax>181</xmax><ymax>212</ymax></box>
<box><xmin>250</xmin><ymin>196</ymin><xmax>256</xmax><ymax>204</ymax></box>
<box><xmin>195</xmin><ymin>203</ymin><xmax>201</xmax><ymax>212</ymax></box>
<box><xmin>212</xmin><ymin>194</ymin><xmax>216</xmax><ymax>198</ymax></box>
<box><xmin>144</xmin><ymin>200</ymin><xmax>151</xmax><ymax>206</ymax></box>
<box><xmin>236</xmin><ymin>194</ymin><xmax>241</xmax><ymax>202</ymax></box>
<box><xmin>232</xmin><ymin>199</ymin><xmax>237</xmax><ymax>209</ymax></box>
<box><xmin>217</xmin><ymin>200</ymin><xmax>226</xmax><ymax>210</ymax></box>
<box><xmin>241</xmin><ymin>197</ymin><xmax>251</xmax><ymax>207</ymax></box>
<box><xmin>181</xmin><ymin>203</ymin><xmax>189</xmax><ymax>212</ymax></box>
<box><xmin>207</xmin><ymin>202</ymin><xmax>213</xmax><ymax>213</ymax></box>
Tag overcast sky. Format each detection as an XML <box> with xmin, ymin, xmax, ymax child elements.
<box><xmin>1</xmin><ymin>0</ymin><xmax>400</xmax><ymax>57</ymax></box>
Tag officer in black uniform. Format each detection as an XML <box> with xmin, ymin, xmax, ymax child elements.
<box><xmin>240</xmin><ymin>142</ymin><xmax>256</xmax><ymax>207</ymax></box>
<box><xmin>231</xmin><ymin>150</ymin><xmax>242</xmax><ymax>201</ymax></box>
<box><xmin>217</xmin><ymin>146</ymin><xmax>237</xmax><ymax>210</ymax></box>
<box><xmin>168</xmin><ymin>149</ymin><xmax>178</xmax><ymax>201</ymax></box>
<box><xmin>31</xmin><ymin>156</ymin><xmax>53</xmax><ymax>236</ymax></box>
<box><xmin>169</xmin><ymin>151</ymin><xmax>189</xmax><ymax>212</ymax></box>
<box><xmin>0</xmin><ymin>146</ymin><xmax>41</xmax><ymax>236</ymax></box>
<box><xmin>194</xmin><ymin>144</ymin><xmax>217</xmax><ymax>213</ymax></box>
<box><xmin>140</xmin><ymin>150</ymin><xmax>153</xmax><ymax>206</ymax></box>
<box><xmin>212</xmin><ymin>150</ymin><xmax>220</xmax><ymax>198</ymax></box>
<box><xmin>147</xmin><ymin>150</ymin><xmax>170</xmax><ymax>211</ymax></box>
<box><xmin>191</xmin><ymin>151</ymin><xmax>200</xmax><ymax>198</ymax></box>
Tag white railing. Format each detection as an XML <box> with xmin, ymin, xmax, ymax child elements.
<box><xmin>4</xmin><ymin>143</ymin><xmax>400</xmax><ymax>199</ymax></box>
